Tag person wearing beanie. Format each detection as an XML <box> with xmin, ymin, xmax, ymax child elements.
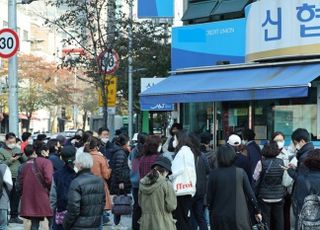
<box><xmin>139</xmin><ymin>156</ymin><xmax>177</xmax><ymax>230</ymax></box>
<box><xmin>50</xmin><ymin>146</ymin><xmax>77</xmax><ymax>230</ymax></box>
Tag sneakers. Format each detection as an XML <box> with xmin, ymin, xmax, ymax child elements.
<box><xmin>9</xmin><ymin>217</ymin><xmax>23</xmax><ymax>224</ymax></box>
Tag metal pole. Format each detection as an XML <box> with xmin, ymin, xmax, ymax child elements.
<box><xmin>128</xmin><ymin>0</ymin><xmax>133</xmax><ymax>140</ymax></box>
<box><xmin>8</xmin><ymin>0</ymin><xmax>19</xmax><ymax>136</ymax></box>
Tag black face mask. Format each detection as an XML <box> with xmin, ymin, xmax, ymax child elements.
<box><xmin>57</xmin><ymin>146</ymin><xmax>62</xmax><ymax>154</ymax></box>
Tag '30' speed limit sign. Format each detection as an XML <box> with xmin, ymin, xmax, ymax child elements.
<box><xmin>0</xmin><ymin>28</ymin><xmax>20</xmax><ymax>59</ymax></box>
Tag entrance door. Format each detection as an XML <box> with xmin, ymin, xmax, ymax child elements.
<box><xmin>218</xmin><ymin>102</ymin><xmax>250</xmax><ymax>142</ymax></box>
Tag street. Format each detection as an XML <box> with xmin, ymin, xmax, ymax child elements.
<box><xmin>8</xmin><ymin>215</ymin><xmax>132</xmax><ymax>230</ymax></box>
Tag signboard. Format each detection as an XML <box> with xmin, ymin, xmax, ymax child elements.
<box><xmin>138</xmin><ymin>0</ymin><xmax>174</xmax><ymax>18</ymax></box>
<box><xmin>172</xmin><ymin>18</ymin><xmax>246</xmax><ymax>71</ymax></box>
<box><xmin>98</xmin><ymin>49</ymin><xmax>120</xmax><ymax>75</ymax></box>
<box><xmin>140</xmin><ymin>78</ymin><xmax>174</xmax><ymax>111</ymax></box>
<box><xmin>0</xmin><ymin>28</ymin><xmax>19</xmax><ymax>58</ymax></box>
<box><xmin>98</xmin><ymin>76</ymin><xmax>117</xmax><ymax>107</ymax></box>
<box><xmin>246</xmin><ymin>0</ymin><xmax>320</xmax><ymax>61</ymax></box>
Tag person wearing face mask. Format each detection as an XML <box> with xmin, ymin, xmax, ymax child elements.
<box><xmin>287</xmin><ymin>128</ymin><xmax>314</xmax><ymax>179</ymax></box>
<box><xmin>0</xmin><ymin>132</ymin><xmax>27</xmax><ymax>224</ymax></box>
<box><xmin>84</xmin><ymin>137</ymin><xmax>112</xmax><ymax>229</ymax></box>
<box><xmin>272</xmin><ymin>131</ymin><xmax>295</xmax><ymax>230</ymax></box>
<box><xmin>17</xmin><ymin>144</ymin><xmax>54</xmax><ymax>229</ymax></box>
<box><xmin>50</xmin><ymin>145</ymin><xmax>77</xmax><ymax>230</ymax></box>
<box><xmin>169</xmin><ymin>131</ymin><xmax>197</xmax><ymax>230</ymax></box>
<box><xmin>109</xmin><ymin>134</ymin><xmax>132</xmax><ymax>226</ymax></box>
<box><xmin>47</xmin><ymin>139</ymin><xmax>64</xmax><ymax>172</ymax></box>
<box><xmin>162</xmin><ymin>123</ymin><xmax>183</xmax><ymax>153</ymax></box>
<box><xmin>21</xmin><ymin>132</ymin><xmax>33</xmax><ymax>154</ymax></box>
<box><xmin>98</xmin><ymin>127</ymin><xmax>114</xmax><ymax>161</ymax></box>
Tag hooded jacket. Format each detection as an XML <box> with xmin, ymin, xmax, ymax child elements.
<box><xmin>139</xmin><ymin>174</ymin><xmax>177</xmax><ymax>230</ymax></box>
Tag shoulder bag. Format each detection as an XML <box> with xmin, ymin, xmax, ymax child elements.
<box><xmin>172</xmin><ymin>152</ymin><xmax>196</xmax><ymax>196</ymax></box>
<box><xmin>32</xmin><ymin>158</ymin><xmax>49</xmax><ymax>194</ymax></box>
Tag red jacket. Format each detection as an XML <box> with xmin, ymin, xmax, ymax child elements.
<box><xmin>19</xmin><ymin>157</ymin><xmax>53</xmax><ymax>218</ymax></box>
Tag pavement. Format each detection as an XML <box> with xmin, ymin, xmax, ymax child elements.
<box><xmin>8</xmin><ymin>215</ymin><xmax>132</xmax><ymax>230</ymax></box>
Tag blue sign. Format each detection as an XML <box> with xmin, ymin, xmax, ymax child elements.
<box><xmin>141</xmin><ymin>103</ymin><xmax>174</xmax><ymax>111</ymax></box>
<box><xmin>172</xmin><ymin>18</ymin><xmax>246</xmax><ymax>71</ymax></box>
<box><xmin>138</xmin><ymin>0</ymin><xmax>174</xmax><ymax>18</ymax></box>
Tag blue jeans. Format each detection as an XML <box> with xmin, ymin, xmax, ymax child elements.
<box><xmin>0</xmin><ymin>209</ymin><xmax>7</xmax><ymax>230</ymax></box>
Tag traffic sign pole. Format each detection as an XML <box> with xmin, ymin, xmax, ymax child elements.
<box><xmin>8</xmin><ymin>0</ymin><xmax>19</xmax><ymax>136</ymax></box>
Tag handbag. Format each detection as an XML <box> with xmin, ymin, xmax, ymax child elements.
<box><xmin>55</xmin><ymin>210</ymin><xmax>67</xmax><ymax>225</ymax></box>
<box><xmin>172</xmin><ymin>151</ymin><xmax>196</xmax><ymax>196</ymax></box>
<box><xmin>112</xmin><ymin>194</ymin><xmax>132</xmax><ymax>215</ymax></box>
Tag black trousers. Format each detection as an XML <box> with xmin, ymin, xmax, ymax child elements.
<box><xmin>173</xmin><ymin>195</ymin><xmax>193</xmax><ymax>230</ymax></box>
<box><xmin>30</xmin><ymin>217</ymin><xmax>53</xmax><ymax>230</ymax></box>
<box><xmin>10</xmin><ymin>178</ymin><xmax>19</xmax><ymax>219</ymax></box>
<box><xmin>132</xmin><ymin>187</ymin><xmax>141</xmax><ymax>230</ymax></box>
<box><xmin>259</xmin><ymin>200</ymin><xmax>284</xmax><ymax>230</ymax></box>
<box><xmin>190</xmin><ymin>195</ymin><xmax>208</xmax><ymax>230</ymax></box>
<box><xmin>284</xmin><ymin>193</ymin><xmax>291</xmax><ymax>230</ymax></box>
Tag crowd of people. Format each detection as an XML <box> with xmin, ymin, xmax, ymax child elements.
<box><xmin>0</xmin><ymin>125</ymin><xmax>319</xmax><ymax>230</ymax></box>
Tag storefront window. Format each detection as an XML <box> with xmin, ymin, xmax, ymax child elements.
<box><xmin>254</xmin><ymin>87</ymin><xmax>318</xmax><ymax>142</ymax></box>
<box><xmin>181</xmin><ymin>102</ymin><xmax>213</xmax><ymax>134</ymax></box>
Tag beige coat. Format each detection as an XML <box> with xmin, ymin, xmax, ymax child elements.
<box><xmin>90</xmin><ymin>150</ymin><xmax>112</xmax><ymax>210</ymax></box>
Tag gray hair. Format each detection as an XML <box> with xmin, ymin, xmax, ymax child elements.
<box><xmin>75</xmin><ymin>151</ymin><xmax>93</xmax><ymax>169</ymax></box>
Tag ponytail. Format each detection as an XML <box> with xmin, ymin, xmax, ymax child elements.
<box><xmin>146</xmin><ymin>168</ymin><xmax>159</xmax><ymax>184</ymax></box>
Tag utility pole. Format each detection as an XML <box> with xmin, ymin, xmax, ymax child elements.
<box><xmin>106</xmin><ymin>0</ymin><xmax>116</xmax><ymax>137</ymax></box>
<box><xmin>8</xmin><ymin>0</ymin><xmax>19</xmax><ymax>135</ymax></box>
<box><xmin>128</xmin><ymin>0</ymin><xmax>133</xmax><ymax>141</ymax></box>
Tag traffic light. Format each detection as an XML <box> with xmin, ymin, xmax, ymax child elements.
<box><xmin>21</xmin><ymin>0</ymin><xmax>37</xmax><ymax>4</ymax></box>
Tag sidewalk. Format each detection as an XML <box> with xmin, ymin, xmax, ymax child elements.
<box><xmin>8</xmin><ymin>216</ymin><xmax>132</xmax><ymax>230</ymax></box>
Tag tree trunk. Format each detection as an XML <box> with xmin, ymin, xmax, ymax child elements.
<box><xmin>26</xmin><ymin>117</ymin><xmax>31</xmax><ymax>132</ymax></box>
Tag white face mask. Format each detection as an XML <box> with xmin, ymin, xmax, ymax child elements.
<box><xmin>295</xmin><ymin>143</ymin><xmax>302</xmax><ymax>151</ymax></box>
<box><xmin>241</xmin><ymin>140</ymin><xmax>248</xmax><ymax>145</ymax></box>
<box><xmin>157</xmin><ymin>144</ymin><xmax>162</xmax><ymax>153</ymax></box>
<box><xmin>28</xmin><ymin>138</ymin><xmax>33</xmax><ymax>145</ymax></box>
<box><xmin>172</xmin><ymin>137</ymin><xmax>178</xmax><ymax>149</ymax></box>
<box><xmin>7</xmin><ymin>144</ymin><xmax>16</xmax><ymax>149</ymax></box>
<box><xmin>101</xmin><ymin>138</ymin><xmax>109</xmax><ymax>144</ymax></box>
<box><xmin>277</xmin><ymin>141</ymin><xmax>285</xmax><ymax>149</ymax></box>
<box><xmin>73</xmin><ymin>166</ymin><xmax>79</xmax><ymax>173</ymax></box>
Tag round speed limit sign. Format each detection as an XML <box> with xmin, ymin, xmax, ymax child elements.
<box><xmin>98</xmin><ymin>49</ymin><xmax>120</xmax><ymax>75</ymax></box>
<box><xmin>0</xmin><ymin>28</ymin><xmax>20</xmax><ymax>59</ymax></box>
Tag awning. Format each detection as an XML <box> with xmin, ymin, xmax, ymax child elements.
<box><xmin>140</xmin><ymin>63</ymin><xmax>320</xmax><ymax>105</ymax></box>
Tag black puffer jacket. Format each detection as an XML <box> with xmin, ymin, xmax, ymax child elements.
<box><xmin>109</xmin><ymin>145</ymin><xmax>131</xmax><ymax>195</ymax></box>
<box><xmin>63</xmin><ymin>169</ymin><xmax>105</xmax><ymax>230</ymax></box>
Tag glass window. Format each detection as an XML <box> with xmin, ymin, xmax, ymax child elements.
<box><xmin>254</xmin><ymin>87</ymin><xmax>318</xmax><ymax>142</ymax></box>
<box><xmin>181</xmin><ymin>102</ymin><xmax>213</xmax><ymax>134</ymax></box>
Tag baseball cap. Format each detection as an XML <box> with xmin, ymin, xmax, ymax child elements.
<box><xmin>227</xmin><ymin>134</ymin><xmax>241</xmax><ymax>146</ymax></box>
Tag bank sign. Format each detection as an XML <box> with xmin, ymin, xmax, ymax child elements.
<box><xmin>138</xmin><ymin>0</ymin><xmax>174</xmax><ymax>18</ymax></box>
<box><xmin>140</xmin><ymin>78</ymin><xmax>174</xmax><ymax>111</ymax></box>
<box><xmin>246</xmin><ymin>0</ymin><xmax>320</xmax><ymax>61</ymax></box>
<box><xmin>172</xmin><ymin>18</ymin><xmax>246</xmax><ymax>71</ymax></box>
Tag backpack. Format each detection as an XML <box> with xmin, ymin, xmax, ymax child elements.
<box><xmin>298</xmin><ymin>179</ymin><xmax>320</xmax><ymax>230</ymax></box>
